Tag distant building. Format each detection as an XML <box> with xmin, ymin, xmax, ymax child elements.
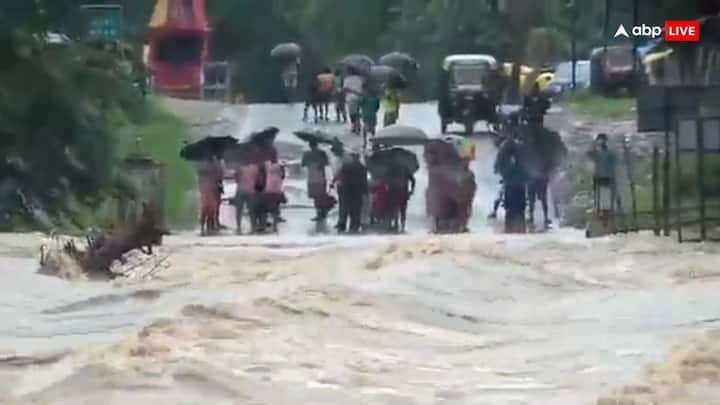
<box><xmin>147</xmin><ymin>0</ymin><xmax>211</xmax><ymax>99</ymax></box>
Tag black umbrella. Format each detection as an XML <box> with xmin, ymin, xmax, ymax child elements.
<box><xmin>339</xmin><ymin>54</ymin><xmax>375</xmax><ymax>74</ymax></box>
<box><xmin>368</xmin><ymin>147</ymin><xmax>419</xmax><ymax>174</ymax></box>
<box><xmin>270</xmin><ymin>42</ymin><xmax>302</xmax><ymax>58</ymax></box>
<box><xmin>245</xmin><ymin>126</ymin><xmax>279</xmax><ymax>144</ymax></box>
<box><xmin>424</xmin><ymin>139</ymin><xmax>462</xmax><ymax>166</ymax></box>
<box><xmin>370</xmin><ymin>125</ymin><xmax>429</xmax><ymax>147</ymax></box>
<box><xmin>180</xmin><ymin>136</ymin><xmax>238</xmax><ymax>161</ymax></box>
<box><xmin>369</xmin><ymin>65</ymin><xmax>407</xmax><ymax>89</ymax></box>
<box><xmin>293</xmin><ymin>129</ymin><xmax>335</xmax><ymax>145</ymax></box>
<box><xmin>379</xmin><ymin>52</ymin><xmax>419</xmax><ymax>73</ymax></box>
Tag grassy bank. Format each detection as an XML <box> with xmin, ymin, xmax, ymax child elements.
<box><xmin>560</xmin><ymin>92</ymin><xmax>635</xmax><ymax>121</ymax></box>
<box><xmin>111</xmin><ymin>97</ymin><xmax>196</xmax><ymax>228</ymax></box>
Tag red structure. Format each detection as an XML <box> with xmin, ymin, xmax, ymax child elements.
<box><xmin>147</xmin><ymin>0</ymin><xmax>210</xmax><ymax>98</ymax></box>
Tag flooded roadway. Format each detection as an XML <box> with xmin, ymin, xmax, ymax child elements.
<box><xmin>1</xmin><ymin>103</ymin><xmax>720</xmax><ymax>404</ymax></box>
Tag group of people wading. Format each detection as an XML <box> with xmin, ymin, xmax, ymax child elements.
<box><xmin>299</xmin><ymin>138</ymin><xmax>419</xmax><ymax>234</ymax></box>
<box><xmin>488</xmin><ymin>85</ymin><xmax>569</xmax><ymax>232</ymax></box>
<box><xmin>195</xmin><ymin>136</ymin><xmax>287</xmax><ymax>236</ymax></box>
<box><xmin>194</xmin><ymin>129</ymin><xmax>482</xmax><ymax>236</ymax></box>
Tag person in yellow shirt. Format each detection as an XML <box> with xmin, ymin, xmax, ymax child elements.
<box><xmin>382</xmin><ymin>86</ymin><xmax>400</xmax><ymax>127</ymax></box>
<box><xmin>460</xmin><ymin>137</ymin><xmax>476</xmax><ymax>162</ymax></box>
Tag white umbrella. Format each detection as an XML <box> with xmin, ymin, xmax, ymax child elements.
<box><xmin>370</xmin><ymin>125</ymin><xmax>429</xmax><ymax>147</ymax></box>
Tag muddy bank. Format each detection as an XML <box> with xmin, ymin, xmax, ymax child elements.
<box><xmin>546</xmin><ymin>109</ymin><xmax>663</xmax><ymax>229</ymax></box>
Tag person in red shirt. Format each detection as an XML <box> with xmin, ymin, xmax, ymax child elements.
<box><xmin>371</xmin><ymin>180</ymin><xmax>390</xmax><ymax>230</ymax></box>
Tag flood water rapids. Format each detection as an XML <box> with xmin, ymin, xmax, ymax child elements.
<box><xmin>1</xmin><ymin>103</ymin><xmax>720</xmax><ymax>404</ymax></box>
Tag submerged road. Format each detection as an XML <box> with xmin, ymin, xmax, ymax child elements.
<box><xmin>0</xmin><ymin>103</ymin><xmax>719</xmax><ymax>405</ymax></box>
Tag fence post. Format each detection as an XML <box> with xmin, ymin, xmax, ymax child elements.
<box><xmin>623</xmin><ymin>135</ymin><xmax>638</xmax><ymax>231</ymax></box>
<box><xmin>674</xmin><ymin>120</ymin><xmax>683</xmax><ymax>243</ymax></box>
<box><xmin>663</xmin><ymin>90</ymin><xmax>671</xmax><ymax>236</ymax></box>
<box><xmin>698</xmin><ymin>119</ymin><xmax>707</xmax><ymax>240</ymax></box>
<box><xmin>652</xmin><ymin>145</ymin><xmax>660</xmax><ymax>236</ymax></box>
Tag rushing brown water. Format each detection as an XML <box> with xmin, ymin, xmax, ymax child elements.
<box><xmin>1</xmin><ymin>104</ymin><xmax>719</xmax><ymax>405</ymax></box>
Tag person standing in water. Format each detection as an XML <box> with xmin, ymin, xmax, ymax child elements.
<box><xmin>262</xmin><ymin>160</ymin><xmax>287</xmax><ymax>232</ymax></box>
<box><xmin>301</xmin><ymin>140</ymin><xmax>330</xmax><ymax>222</ymax></box>
<box><xmin>198</xmin><ymin>155</ymin><xmax>225</xmax><ymax>236</ymax></box>
<box><xmin>495</xmin><ymin>138</ymin><xmax>528</xmax><ymax>233</ymax></box>
<box><xmin>336</xmin><ymin>152</ymin><xmax>368</xmax><ymax>233</ymax></box>
<box><xmin>587</xmin><ymin>133</ymin><xmax>619</xmax><ymax>214</ymax></box>
<box><xmin>233</xmin><ymin>160</ymin><xmax>260</xmax><ymax>234</ymax></box>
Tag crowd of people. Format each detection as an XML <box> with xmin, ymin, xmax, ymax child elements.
<box><xmin>487</xmin><ymin>84</ymin><xmax>620</xmax><ymax>233</ymax></box>
<box><xmin>192</xmin><ymin>57</ymin><xmax>621</xmax><ymax>237</ymax></box>
<box><xmin>194</xmin><ymin>137</ymin><xmax>287</xmax><ymax>236</ymax></box>
<box><xmin>193</xmin><ymin>131</ymin><xmax>482</xmax><ymax>236</ymax></box>
<box><xmin>299</xmin><ymin>139</ymin><xmax>420</xmax><ymax>235</ymax></box>
<box><xmin>303</xmin><ymin>66</ymin><xmax>401</xmax><ymax>142</ymax></box>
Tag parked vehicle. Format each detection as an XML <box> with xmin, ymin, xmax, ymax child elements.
<box><xmin>590</xmin><ymin>45</ymin><xmax>642</xmax><ymax>95</ymax></box>
<box><xmin>438</xmin><ymin>54</ymin><xmax>504</xmax><ymax>135</ymax></box>
<box><xmin>546</xmin><ymin>60</ymin><xmax>591</xmax><ymax>97</ymax></box>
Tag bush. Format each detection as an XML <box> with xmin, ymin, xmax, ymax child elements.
<box><xmin>561</xmin><ymin>91</ymin><xmax>635</xmax><ymax>120</ymax></box>
<box><xmin>112</xmin><ymin>98</ymin><xmax>196</xmax><ymax>228</ymax></box>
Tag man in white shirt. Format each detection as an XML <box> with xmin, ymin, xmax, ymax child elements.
<box><xmin>343</xmin><ymin>67</ymin><xmax>364</xmax><ymax>134</ymax></box>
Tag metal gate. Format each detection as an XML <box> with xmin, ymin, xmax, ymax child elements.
<box><xmin>672</xmin><ymin>116</ymin><xmax>720</xmax><ymax>242</ymax></box>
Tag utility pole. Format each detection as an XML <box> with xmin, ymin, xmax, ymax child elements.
<box><xmin>567</xmin><ymin>0</ymin><xmax>578</xmax><ymax>91</ymax></box>
<box><xmin>631</xmin><ymin>0</ymin><xmax>639</xmax><ymax>89</ymax></box>
<box><xmin>604</xmin><ymin>0</ymin><xmax>610</xmax><ymax>51</ymax></box>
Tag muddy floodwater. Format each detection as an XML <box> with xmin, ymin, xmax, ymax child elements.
<box><xmin>1</xmin><ymin>104</ymin><xmax>719</xmax><ymax>405</ymax></box>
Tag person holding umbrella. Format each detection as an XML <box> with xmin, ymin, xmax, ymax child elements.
<box><xmin>333</xmin><ymin>68</ymin><xmax>347</xmax><ymax>123</ymax></box>
<box><xmin>301</xmin><ymin>140</ymin><xmax>331</xmax><ymax>222</ymax></box>
<box><xmin>334</xmin><ymin>151</ymin><xmax>368</xmax><ymax>234</ymax></box>
<box><xmin>360</xmin><ymin>81</ymin><xmax>380</xmax><ymax>148</ymax></box>
<box><xmin>386</xmin><ymin>161</ymin><xmax>416</xmax><ymax>233</ymax></box>
<box><xmin>343</xmin><ymin>66</ymin><xmax>364</xmax><ymax>134</ymax></box>
<box><xmin>271</xmin><ymin>43</ymin><xmax>302</xmax><ymax>102</ymax></box>
<box><xmin>198</xmin><ymin>155</ymin><xmax>225</xmax><ymax>236</ymax></box>
<box><xmin>282</xmin><ymin>57</ymin><xmax>300</xmax><ymax>94</ymax></box>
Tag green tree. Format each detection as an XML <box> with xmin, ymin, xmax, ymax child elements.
<box><xmin>0</xmin><ymin>1</ymin><xmax>147</xmax><ymax>229</ymax></box>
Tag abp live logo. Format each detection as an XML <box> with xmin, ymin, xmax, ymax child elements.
<box><xmin>665</xmin><ymin>20</ymin><xmax>700</xmax><ymax>42</ymax></box>
<box><xmin>614</xmin><ymin>21</ymin><xmax>699</xmax><ymax>42</ymax></box>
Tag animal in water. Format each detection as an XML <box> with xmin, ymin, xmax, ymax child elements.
<box><xmin>39</xmin><ymin>204</ymin><xmax>168</xmax><ymax>279</ymax></box>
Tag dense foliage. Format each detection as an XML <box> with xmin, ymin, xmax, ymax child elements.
<box><xmin>0</xmin><ymin>1</ymin><xmax>149</xmax><ymax>230</ymax></box>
